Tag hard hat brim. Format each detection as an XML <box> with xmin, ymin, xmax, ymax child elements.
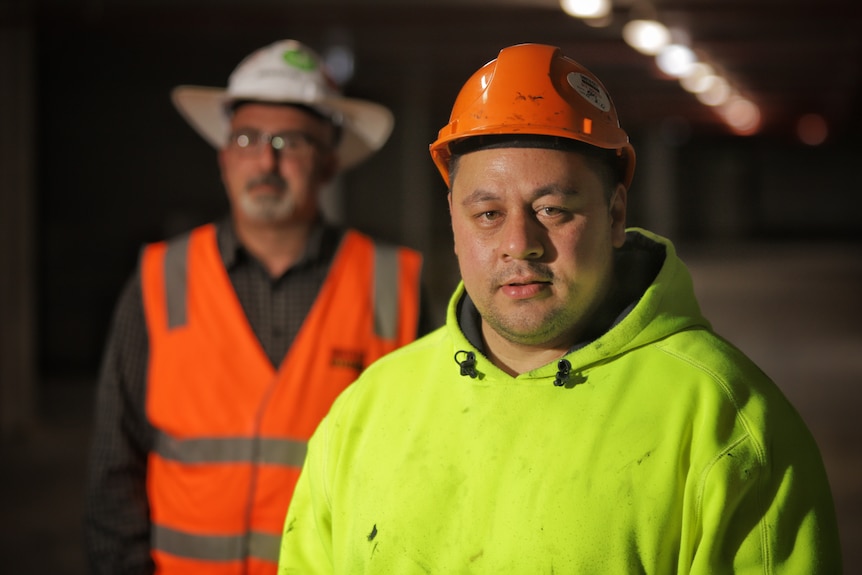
<box><xmin>171</xmin><ymin>85</ymin><xmax>394</xmax><ymax>171</ymax></box>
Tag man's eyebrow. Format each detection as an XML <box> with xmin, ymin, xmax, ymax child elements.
<box><xmin>529</xmin><ymin>185</ymin><xmax>578</xmax><ymax>202</ymax></box>
<box><xmin>460</xmin><ymin>189</ymin><xmax>499</xmax><ymax>206</ymax></box>
<box><xmin>459</xmin><ymin>185</ymin><xmax>578</xmax><ymax>207</ymax></box>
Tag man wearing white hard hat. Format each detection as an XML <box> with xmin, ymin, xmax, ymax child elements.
<box><xmin>85</xmin><ymin>39</ymin><xmax>427</xmax><ymax>575</ymax></box>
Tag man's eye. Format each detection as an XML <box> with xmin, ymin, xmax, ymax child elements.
<box><xmin>538</xmin><ymin>206</ymin><xmax>564</xmax><ymax>216</ymax></box>
<box><xmin>475</xmin><ymin>210</ymin><xmax>506</xmax><ymax>225</ymax></box>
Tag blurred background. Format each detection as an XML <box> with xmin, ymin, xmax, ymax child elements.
<box><xmin>1</xmin><ymin>0</ymin><xmax>860</xmax><ymax>571</ymax></box>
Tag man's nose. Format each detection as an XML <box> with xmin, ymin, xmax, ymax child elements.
<box><xmin>501</xmin><ymin>211</ymin><xmax>544</xmax><ymax>260</ymax></box>
<box><xmin>255</xmin><ymin>143</ymin><xmax>280</xmax><ymax>172</ymax></box>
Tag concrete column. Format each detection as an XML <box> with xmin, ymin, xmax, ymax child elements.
<box><xmin>698</xmin><ymin>145</ymin><xmax>758</xmax><ymax>240</ymax></box>
<box><xmin>636</xmin><ymin>125</ymin><xmax>679</xmax><ymax>239</ymax></box>
<box><xmin>397</xmin><ymin>48</ymin><xmax>455</xmax><ymax>322</ymax></box>
<box><xmin>0</xmin><ymin>11</ymin><xmax>37</xmax><ymax>438</ymax></box>
<box><xmin>398</xmin><ymin>49</ymin><xmax>433</xmax><ymax>253</ymax></box>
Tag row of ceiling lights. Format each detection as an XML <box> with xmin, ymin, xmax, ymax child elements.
<box><xmin>559</xmin><ymin>0</ymin><xmax>829</xmax><ymax>144</ymax></box>
<box><xmin>560</xmin><ymin>0</ymin><xmax>760</xmax><ymax>136</ymax></box>
<box><xmin>622</xmin><ymin>18</ymin><xmax>762</xmax><ymax>136</ymax></box>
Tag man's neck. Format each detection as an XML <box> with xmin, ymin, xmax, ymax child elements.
<box><xmin>481</xmin><ymin>326</ymin><xmax>571</xmax><ymax>377</ymax></box>
<box><xmin>234</xmin><ymin>218</ymin><xmax>314</xmax><ymax>278</ymax></box>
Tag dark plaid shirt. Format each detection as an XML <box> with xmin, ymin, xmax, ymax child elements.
<box><xmin>84</xmin><ymin>218</ymin><xmax>427</xmax><ymax>574</ymax></box>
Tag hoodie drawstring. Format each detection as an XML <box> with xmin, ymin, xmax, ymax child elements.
<box><xmin>455</xmin><ymin>352</ymin><xmax>574</xmax><ymax>387</ymax></box>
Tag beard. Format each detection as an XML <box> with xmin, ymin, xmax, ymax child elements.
<box><xmin>239</xmin><ymin>174</ymin><xmax>296</xmax><ymax>222</ymax></box>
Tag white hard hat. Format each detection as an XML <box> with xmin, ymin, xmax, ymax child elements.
<box><xmin>171</xmin><ymin>39</ymin><xmax>394</xmax><ymax>170</ymax></box>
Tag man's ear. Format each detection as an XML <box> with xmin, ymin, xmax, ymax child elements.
<box><xmin>610</xmin><ymin>183</ymin><xmax>628</xmax><ymax>248</ymax></box>
<box><xmin>317</xmin><ymin>152</ymin><xmax>339</xmax><ymax>183</ymax></box>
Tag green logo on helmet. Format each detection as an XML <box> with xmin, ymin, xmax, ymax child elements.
<box><xmin>282</xmin><ymin>48</ymin><xmax>318</xmax><ymax>71</ymax></box>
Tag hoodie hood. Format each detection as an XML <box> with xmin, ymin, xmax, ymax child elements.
<box><xmin>447</xmin><ymin>228</ymin><xmax>711</xmax><ymax>382</ymax></box>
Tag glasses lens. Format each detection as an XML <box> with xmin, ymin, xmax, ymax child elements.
<box><xmin>274</xmin><ymin>132</ymin><xmax>316</xmax><ymax>153</ymax></box>
<box><xmin>229</xmin><ymin>130</ymin><xmax>318</xmax><ymax>155</ymax></box>
<box><xmin>270</xmin><ymin>135</ymin><xmax>286</xmax><ymax>151</ymax></box>
<box><xmin>232</xmin><ymin>130</ymin><xmax>257</xmax><ymax>149</ymax></box>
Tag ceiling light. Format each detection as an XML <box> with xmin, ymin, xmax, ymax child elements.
<box><xmin>695</xmin><ymin>76</ymin><xmax>731</xmax><ymax>106</ymax></box>
<box><xmin>323</xmin><ymin>28</ymin><xmax>355</xmax><ymax>86</ymax></box>
<box><xmin>622</xmin><ymin>19</ymin><xmax>670</xmax><ymax>55</ymax></box>
<box><xmin>656</xmin><ymin>44</ymin><xmax>696</xmax><ymax>77</ymax></box>
<box><xmin>796</xmin><ymin>113</ymin><xmax>829</xmax><ymax>146</ymax></box>
<box><xmin>679</xmin><ymin>62</ymin><xmax>715</xmax><ymax>93</ymax></box>
<box><xmin>323</xmin><ymin>45</ymin><xmax>355</xmax><ymax>86</ymax></box>
<box><xmin>581</xmin><ymin>14</ymin><xmax>614</xmax><ymax>28</ymax></box>
<box><xmin>722</xmin><ymin>96</ymin><xmax>761</xmax><ymax>135</ymax></box>
<box><xmin>561</xmin><ymin>0</ymin><xmax>612</xmax><ymax>19</ymax></box>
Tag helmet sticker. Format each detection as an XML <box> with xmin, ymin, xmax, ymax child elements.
<box><xmin>567</xmin><ymin>72</ymin><xmax>611</xmax><ymax>112</ymax></box>
<box><xmin>282</xmin><ymin>48</ymin><xmax>318</xmax><ymax>71</ymax></box>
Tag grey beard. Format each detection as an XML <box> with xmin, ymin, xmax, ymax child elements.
<box><xmin>240</xmin><ymin>173</ymin><xmax>295</xmax><ymax>221</ymax></box>
<box><xmin>239</xmin><ymin>190</ymin><xmax>296</xmax><ymax>222</ymax></box>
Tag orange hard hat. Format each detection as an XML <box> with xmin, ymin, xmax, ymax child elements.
<box><xmin>430</xmin><ymin>43</ymin><xmax>635</xmax><ymax>189</ymax></box>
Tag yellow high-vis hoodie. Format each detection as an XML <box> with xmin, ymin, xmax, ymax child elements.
<box><xmin>278</xmin><ymin>229</ymin><xmax>841</xmax><ymax>574</ymax></box>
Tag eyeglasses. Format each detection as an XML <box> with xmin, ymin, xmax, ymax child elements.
<box><xmin>227</xmin><ymin>128</ymin><xmax>323</xmax><ymax>157</ymax></box>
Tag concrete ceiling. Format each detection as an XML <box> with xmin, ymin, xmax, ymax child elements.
<box><xmin>26</xmin><ymin>0</ymin><xmax>862</xmax><ymax>142</ymax></box>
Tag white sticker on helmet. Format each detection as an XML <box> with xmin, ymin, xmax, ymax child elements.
<box><xmin>568</xmin><ymin>72</ymin><xmax>611</xmax><ymax>112</ymax></box>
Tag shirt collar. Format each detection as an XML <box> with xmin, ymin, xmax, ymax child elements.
<box><xmin>215</xmin><ymin>216</ymin><xmax>335</xmax><ymax>274</ymax></box>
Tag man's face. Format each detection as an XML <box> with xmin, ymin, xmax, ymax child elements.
<box><xmin>448</xmin><ymin>146</ymin><xmax>627</xmax><ymax>353</ymax></box>
<box><xmin>218</xmin><ymin>103</ymin><xmax>337</xmax><ymax>227</ymax></box>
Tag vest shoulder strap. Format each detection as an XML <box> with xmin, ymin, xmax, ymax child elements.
<box><xmin>371</xmin><ymin>239</ymin><xmax>400</xmax><ymax>340</ymax></box>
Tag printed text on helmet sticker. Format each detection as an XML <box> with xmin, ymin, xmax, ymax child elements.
<box><xmin>568</xmin><ymin>73</ymin><xmax>611</xmax><ymax>112</ymax></box>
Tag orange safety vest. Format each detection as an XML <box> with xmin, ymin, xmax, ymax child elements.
<box><xmin>140</xmin><ymin>223</ymin><xmax>422</xmax><ymax>575</ymax></box>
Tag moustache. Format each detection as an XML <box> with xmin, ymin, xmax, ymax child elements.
<box><xmin>245</xmin><ymin>174</ymin><xmax>288</xmax><ymax>193</ymax></box>
<box><xmin>494</xmin><ymin>262</ymin><xmax>555</xmax><ymax>284</ymax></box>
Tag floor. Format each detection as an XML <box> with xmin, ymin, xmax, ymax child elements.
<box><xmin>1</xmin><ymin>376</ymin><xmax>93</xmax><ymax>574</ymax></box>
<box><xmin>1</xmin><ymin>239</ymin><xmax>859</xmax><ymax>573</ymax></box>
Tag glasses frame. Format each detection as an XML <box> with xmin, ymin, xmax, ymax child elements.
<box><xmin>227</xmin><ymin>128</ymin><xmax>324</xmax><ymax>157</ymax></box>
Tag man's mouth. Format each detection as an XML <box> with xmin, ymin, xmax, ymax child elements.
<box><xmin>500</xmin><ymin>278</ymin><xmax>550</xmax><ymax>299</ymax></box>
<box><xmin>246</xmin><ymin>175</ymin><xmax>287</xmax><ymax>193</ymax></box>
<box><xmin>502</xmin><ymin>274</ymin><xmax>551</xmax><ymax>286</ymax></box>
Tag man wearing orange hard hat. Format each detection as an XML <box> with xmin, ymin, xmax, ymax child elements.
<box><xmin>278</xmin><ymin>43</ymin><xmax>841</xmax><ymax>573</ymax></box>
<box><xmin>84</xmin><ymin>39</ymin><xmax>428</xmax><ymax>575</ymax></box>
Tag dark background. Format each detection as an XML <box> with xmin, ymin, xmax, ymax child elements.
<box><xmin>1</xmin><ymin>0</ymin><xmax>860</xmax><ymax>572</ymax></box>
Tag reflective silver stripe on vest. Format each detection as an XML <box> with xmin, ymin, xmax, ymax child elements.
<box><xmin>154</xmin><ymin>430</ymin><xmax>307</xmax><ymax>466</ymax></box>
<box><xmin>152</xmin><ymin>524</ymin><xmax>281</xmax><ymax>562</ymax></box>
<box><xmin>373</xmin><ymin>242</ymin><xmax>399</xmax><ymax>340</ymax></box>
<box><xmin>164</xmin><ymin>232</ymin><xmax>191</xmax><ymax>330</ymax></box>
